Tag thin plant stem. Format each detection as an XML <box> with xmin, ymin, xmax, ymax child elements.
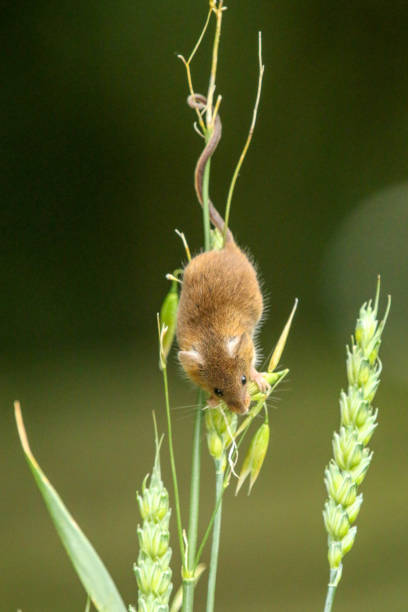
<box><xmin>223</xmin><ymin>32</ymin><xmax>265</xmax><ymax>243</ymax></box>
<box><xmin>178</xmin><ymin>8</ymin><xmax>213</xmax><ymax>132</ymax></box>
<box><xmin>182</xmin><ymin>393</ymin><xmax>204</xmax><ymax>612</ymax></box>
<box><xmin>188</xmin><ymin>395</ymin><xmax>204</xmax><ymax>564</ymax></box>
<box><xmin>187</xmin><ymin>8</ymin><xmax>213</xmax><ymax>65</ymax></box>
<box><xmin>206</xmin><ymin>1</ymin><xmax>224</xmax><ymax>126</ymax></box>
<box><xmin>182</xmin><ymin>577</ymin><xmax>195</xmax><ymax>612</ymax></box>
<box><xmin>161</xmin><ymin>363</ymin><xmax>185</xmax><ymax>562</ymax></box>
<box><xmin>194</xmin><ymin>476</ymin><xmax>224</xmax><ymax>568</ymax></box>
<box><xmin>324</xmin><ymin>569</ymin><xmax>338</xmax><ymax>612</ymax></box>
<box><xmin>206</xmin><ymin>458</ymin><xmax>225</xmax><ymax>612</ymax></box>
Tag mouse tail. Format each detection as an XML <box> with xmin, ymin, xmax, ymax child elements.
<box><xmin>188</xmin><ymin>94</ymin><xmax>234</xmax><ymax>244</ymax></box>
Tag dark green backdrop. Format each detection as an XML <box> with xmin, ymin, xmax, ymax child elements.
<box><xmin>2</xmin><ymin>2</ymin><xmax>407</xmax><ymax>610</ymax></box>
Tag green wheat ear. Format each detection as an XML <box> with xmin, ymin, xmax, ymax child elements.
<box><xmin>323</xmin><ymin>278</ymin><xmax>391</xmax><ymax>610</ymax></box>
<box><xmin>132</xmin><ymin>421</ymin><xmax>173</xmax><ymax>612</ymax></box>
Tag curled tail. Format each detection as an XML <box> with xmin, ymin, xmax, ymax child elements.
<box><xmin>187</xmin><ymin>94</ymin><xmax>234</xmax><ymax>244</ymax></box>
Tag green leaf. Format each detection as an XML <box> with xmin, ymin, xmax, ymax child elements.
<box><xmin>14</xmin><ymin>402</ymin><xmax>127</xmax><ymax>612</ymax></box>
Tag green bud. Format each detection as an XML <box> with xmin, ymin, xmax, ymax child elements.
<box><xmin>134</xmin><ymin>563</ymin><xmax>148</xmax><ymax>593</ymax></box>
<box><xmin>211</xmin><ymin>409</ymin><xmax>227</xmax><ymax>434</ymax></box>
<box><xmin>152</xmin><ymin>566</ymin><xmax>172</xmax><ymax>596</ymax></box>
<box><xmin>325</xmin><ymin>464</ymin><xmax>357</xmax><ymax>507</ymax></box>
<box><xmin>159</xmin><ymin>279</ymin><xmax>179</xmax><ymax>368</ymax></box>
<box><xmin>355</xmin><ymin>400</ymin><xmax>372</xmax><ymax>428</ymax></box>
<box><xmin>158</xmin><ymin>547</ymin><xmax>172</xmax><ymax>570</ymax></box>
<box><xmin>249</xmin><ymin>423</ymin><xmax>270</xmax><ymax>492</ymax></box>
<box><xmin>346</xmin><ymin>345</ymin><xmax>361</xmax><ymax>386</ymax></box>
<box><xmin>328</xmin><ymin>539</ymin><xmax>343</xmax><ymax>569</ymax></box>
<box><xmin>323</xmin><ymin>500</ymin><xmax>350</xmax><ymax>540</ymax></box>
<box><xmin>355</xmin><ymin>303</ymin><xmax>377</xmax><ymax>347</ymax></box>
<box><xmin>341</xmin><ymin>525</ymin><xmax>357</xmax><ymax>556</ymax></box>
<box><xmin>347</xmin><ymin>345</ymin><xmax>373</xmax><ymax>389</ymax></box>
<box><xmin>358</xmin><ymin>362</ymin><xmax>371</xmax><ymax>386</ymax></box>
<box><xmin>360</xmin><ymin>362</ymin><xmax>381</xmax><ymax>402</ymax></box>
<box><xmin>340</xmin><ymin>387</ymin><xmax>363</xmax><ymax>427</ymax></box>
<box><xmin>332</xmin><ymin>428</ymin><xmax>363</xmax><ymax>470</ymax></box>
<box><xmin>348</xmin><ymin>452</ymin><xmax>372</xmax><ymax>486</ymax></box>
<box><xmin>205</xmin><ymin>406</ymin><xmax>228</xmax><ymax>435</ymax></box>
<box><xmin>324</xmin><ymin>461</ymin><xmax>343</xmax><ymax>496</ymax></box>
<box><xmin>136</xmin><ymin>601</ymin><xmax>145</xmax><ymax>612</ymax></box>
<box><xmin>356</xmin><ymin>412</ymin><xmax>377</xmax><ymax>446</ymax></box>
<box><xmin>366</xmin><ymin>339</ymin><xmax>381</xmax><ymax>365</ymax></box>
<box><xmin>207</xmin><ymin>430</ymin><xmax>224</xmax><ymax>458</ymax></box>
<box><xmin>345</xmin><ymin>493</ymin><xmax>363</xmax><ymax>523</ymax></box>
<box><xmin>137</xmin><ymin>487</ymin><xmax>169</xmax><ymax>522</ymax></box>
<box><xmin>339</xmin><ymin>389</ymin><xmax>352</xmax><ymax>426</ymax></box>
<box><xmin>205</xmin><ymin>408</ymin><xmax>215</xmax><ymax>431</ymax></box>
<box><xmin>236</xmin><ymin>423</ymin><xmax>270</xmax><ymax>494</ymax></box>
<box><xmin>205</xmin><ymin>405</ymin><xmax>238</xmax><ymax>459</ymax></box>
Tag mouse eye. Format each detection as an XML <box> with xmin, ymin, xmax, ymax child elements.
<box><xmin>241</xmin><ymin>375</ymin><xmax>247</xmax><ymax>385</ymax></box>
<box><xmin>214</xmin><ymin>388</ymin><xmax>223</xmax><ymax>397</ymax></box>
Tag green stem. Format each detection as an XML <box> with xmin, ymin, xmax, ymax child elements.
<box><xmin>206</xmin><ymin>457</ymin><xmax>225</xmax><ymax>612</ymax></box>
<box><xmin>223</xmin><ymin>33</ymin><xmax>264</xmax><ymax>244</ymax></box>
<box><xmin>194</xmin><ymin>476</ymin><xmax>224</xmax><ymax>568</ymax></box>
<box><xmin>324</xmin><ymin>569</ymin><xmax>339</xmax><ymax>612</ymax></box>
<box><xmin>188</xmin><ymin>395</ymin><xmax>204</xmax><ymax>563</ymax></box>
<box><xmin>182</xmin><ymin>393</ymin><xmax>204</xmax><ymax>612</ymax></box>
<box><xmin>182</xmin><ymin>578</ymin><xmax>195</xmax><ymax>612</ymax></box>
<box><xmin>162</xmin><ymin>365</ymin><xmax>185</xmax><ymax>562</ymax></box>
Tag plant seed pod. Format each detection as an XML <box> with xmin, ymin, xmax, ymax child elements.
<box><xmin>328</xmin><ymin>539</ymin><xmax>343</xmax><ymax>569</ymax></box>
<box><xmin>236</xmin><ymin>423</ymin><xmax>270</xmax><ymax>494</ymax></box>
<box><xmin>159</xmin><ymin>279</ymin><xmax>179</xmax><ymax>368</ymax></box>
<box><xmin>322</xmin><ymin>283</ymin><xmax>390</xmax><ymax>586</ymax></box>
<box><xmin>341</xmin><ymin>525</ymin><xmax>357</xmax><ymax>556</ymax></box>
<box><xmin>134</xmin><ymin>434</ymin><xmax>173</xmax><ymax>610</ymax></box>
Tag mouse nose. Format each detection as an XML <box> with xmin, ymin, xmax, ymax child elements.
<box><xmin>229</xmin><ymin>403</ymin><xmax>246</xmax><ymax>414</ymax></box>
<box><xmin>229</xmin><ymin>398</ymin><xmax>250</xmax><ymax>414</ymax></box>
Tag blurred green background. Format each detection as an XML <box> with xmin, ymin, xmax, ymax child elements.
<box><xmin>2</xmin><ymin>1</ymin><xmax>407</xmax><ymax>610</ymax></box>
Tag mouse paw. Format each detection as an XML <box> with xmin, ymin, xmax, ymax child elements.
<box><xmin>250</xmin><ymin>368</ymin><xmax>271</xmax><ymax>393</ymax></box>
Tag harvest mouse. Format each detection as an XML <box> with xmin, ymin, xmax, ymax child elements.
<box><xmin>176</xmin><ymin>94</ymin><xmax>269</xmax><ymax>415</ymax></box>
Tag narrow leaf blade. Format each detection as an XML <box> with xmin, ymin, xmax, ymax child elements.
<box><xmin>14</xmin><ymin>402</ymin><xmax>127</xmax><ymax>612</ymax></box>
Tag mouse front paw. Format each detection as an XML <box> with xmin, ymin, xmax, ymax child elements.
<box><xmin>250</xmin><ymin>368</ymin><xmax>271</xmax><ymax>394</ymax></box>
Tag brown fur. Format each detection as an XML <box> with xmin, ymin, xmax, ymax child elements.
<box><xmin>178</xmin><ymin>93</ymin><xmax>267</xmax><ymax>413</ymax></box>
<box><xmin>177</xmin><ymin>241</ymin><xmax>264</xmax><ymax>414</ymax></box>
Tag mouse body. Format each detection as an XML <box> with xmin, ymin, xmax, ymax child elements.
<box><xmin>176</xmin><ymin>93</ymin><xmax>268</xmax><ymax>414</ymax></box>
<box><xmin>177</xmin><ymin>240</ymin><xmax>265</xmax><ymax>414</ymax></box>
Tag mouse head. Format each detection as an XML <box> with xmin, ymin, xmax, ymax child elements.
<box><xmin>179</xmin><ymin>332</ymin><xmax>254</xmax><ymax>414</ymax></box>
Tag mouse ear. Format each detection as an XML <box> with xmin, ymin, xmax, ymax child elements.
<box><xmin>178</xmin><ymin>350</ymin><xmax>203</xmax><ymax>372</ymax></box>
<box><xmin>227</xmin><ymin>336</ymin><xmax>241</xmax><ymax>356</ymax></box>
<box><xmin>227</xmin><ymin>332</ymin><xmax>250</xmax><ymax>357</ymax></box>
